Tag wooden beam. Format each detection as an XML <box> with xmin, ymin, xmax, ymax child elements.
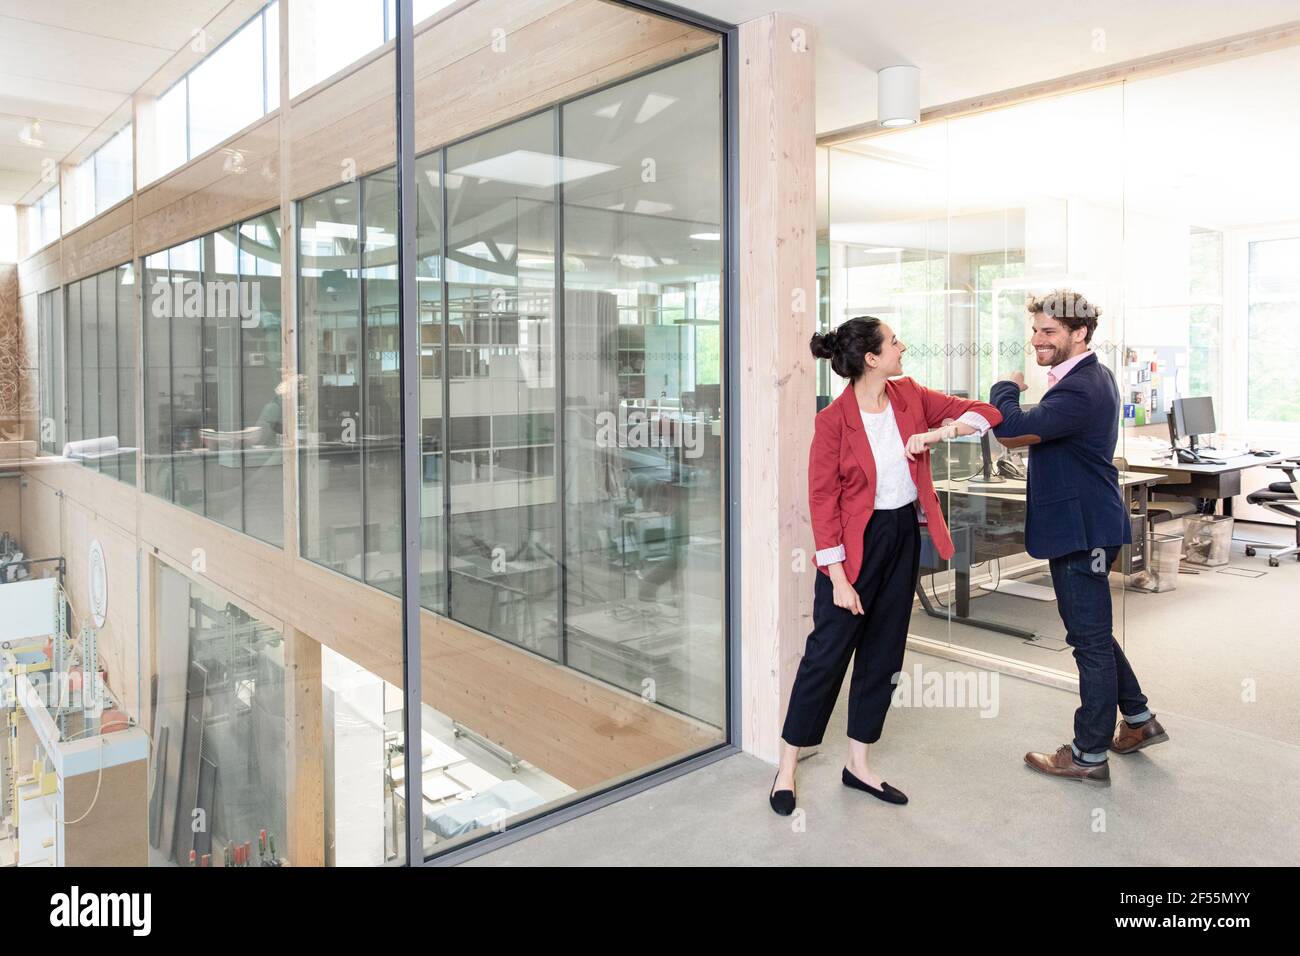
<box><xmin>737</xmin><ymin>13</ymin><xmax>818</xmax><ymax>763</ymax></box>
<box><xmin>284</xmin><ymin>627</ymin><xmax>324</xmax><ymax>867</ymax></box>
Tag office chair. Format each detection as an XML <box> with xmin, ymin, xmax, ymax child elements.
<box><xmin>1244</xmin><ymin>457</ymin><xmax>1300</xmax><ymax>567</ymax></box>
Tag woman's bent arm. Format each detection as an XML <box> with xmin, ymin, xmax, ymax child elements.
<box><xmin>808</xmin><ymin>409</ymin><xmax>846</xmax><ymax>568</ymax></box>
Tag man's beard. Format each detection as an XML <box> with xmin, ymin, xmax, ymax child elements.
<box><xmin>1037</xmin><ymin>345</ymin><xmax>1067</xmax><ymax>366</ymax></box>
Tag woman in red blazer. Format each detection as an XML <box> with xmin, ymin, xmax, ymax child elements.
<box><xmin>769</xmin><ymin>317</ymin><xmax>1003</xmax><ymax>815</ymax></box>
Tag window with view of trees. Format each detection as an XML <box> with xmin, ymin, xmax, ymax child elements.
<box><xmin>1247</xmin><ymin>236</ymin><xmax>1300</xmax><ymax>424</ymax></box>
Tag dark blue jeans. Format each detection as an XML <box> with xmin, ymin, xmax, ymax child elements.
<box><xmin>1048</xmin><ymin>546</ymin><xmax>1150</xmax><ymax>759</ymax></box>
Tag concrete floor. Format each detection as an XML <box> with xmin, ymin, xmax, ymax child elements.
<box><xmin>468</xmin><ymin>649</ymin><xmax>1300</xmax><ymax>866</ymax></box>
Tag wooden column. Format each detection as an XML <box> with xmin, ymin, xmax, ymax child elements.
<box><xmin>284</xmin><ymin>626</ymin><xmax>325</xmax><ymax>866</ymax></box>
<box><xmin>737</xmin><ymin>13</ymin><xmax>817</xmax><ymax>763</ymax></box>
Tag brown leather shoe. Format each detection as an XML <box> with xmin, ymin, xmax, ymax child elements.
<box><xmin>1024</xmin><ymin>745</ymin><xmax>1111</xmax><ymax>785</ymax></box>
<box><xmin>1111</xmin><ymin>716</ymin><xmax>1169</xmax><ymax>754</ymax></box>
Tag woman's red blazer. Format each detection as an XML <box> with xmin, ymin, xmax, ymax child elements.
<box><xmin>808</xmin><ymin>377</ymin><xmax>1003</xmax><ymax>581</ymax></box>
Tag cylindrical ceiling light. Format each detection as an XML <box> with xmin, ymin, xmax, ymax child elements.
<box><xmin>877</xmin><ymin>65</ymin><xmax>920</xmax><ymax>128</ymax></box>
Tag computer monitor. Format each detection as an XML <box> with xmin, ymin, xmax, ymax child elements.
<box><xmin>1170</xmin><ymin>396</ymin><xmax>1216</xmax><ymax>448</ymax></box>
<box><xmin>970</xmin><ymin>431</ymin><xmax>1004</xmax><ymax>483</ymax></box>
<box><xmin>694</xmin><ymin>384</ymin><xmax>721</xmax><ymax>416</ymax></box>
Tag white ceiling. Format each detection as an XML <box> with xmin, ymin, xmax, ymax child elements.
<box><xmin>684</xmin><ymin>0</ymin><xmax>1300</xmax><ymax>135</ymax></box>
<box><xmin>0</xmin><ymin>0</ymin><xmax>233</xmax><ymax>204</ymax></box>
<box><xmin>825</xmin><ymin>44</ymin><xmax>1300</xmax><ymax>252</ymax></box>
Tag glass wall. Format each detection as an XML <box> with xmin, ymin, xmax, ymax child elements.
<box><xmin>9</xmin><ymin>0</ymin><xmax>727</xmax><ymax>870</ymax></box>
<box><xmin>287</xmin><ymin>0</ymin><xmax>407</xmax><ymax>867</ymax></box>
<box><xmin>822</xmin><ymin>82</ymin><xmax>1131</xmax><ymax>672</ymax></box>
<box><xmin>294</xmin><ymin>42</ymin><xmax>727</xmax><ymax>856</ymax></box>
<box><xmin>444</xmin><ymin>110</ymin><xmax>559</xmax><ymax>655</ymax></box>
<box><xmin>301</xmin><ymin>51</ymin><xmax>725</xmax><ymax>717</ymax></box>
<box><xmin>26</xmin><ymin>185</ymin><xmax>60</xmax><ymax>252</ymax></box>
<box><xmin>150</xmin><ymin>563</ymin><xmax>286</xmax><ymax>866</ymax></box>
<box><xmin>71</xmin><ymin>123</ymin><xmax>133</xmax><ymax>228</ymax></box>
<box><xmin>143</xmin><ymin>211</ymin><xmax>284</xmax><ymax>544</ymax></box>
<box><xmin>59</xmin><ymin>264</ymin><xmax>137</xmax><ymax>482</ymax></box>
<box><xmin>820</xmin><ymin>49</ymin><xmax>1300</xmax><ymax>675</ymax></box>
<box><xmin>148</xmin><ymin>3</ymin><xmax>280</xmax><ymax>182</ymax></box>
<box><xmin>1246</xmin><ymin>237</ymin><xmax>1300</xmax><ymax>425</ymax></box>
<box><xmin>559</xmin><ymin>51</ymin><xmax>725</xmax><ymax>724</ymax></box>
<box><xmin>287</xmin><ymin>0</ymin><xmax>454</xmax><ymax>96</ymax></box>
<box><xmin>37</xmin><ymin>289</ymin><xmax>64</xmax><ymax>453</ymax></box>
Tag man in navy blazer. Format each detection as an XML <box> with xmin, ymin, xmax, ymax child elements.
<box><xmin>991</xmin><ymin>290</ymin><xmax>1168</xmax><ymax>785</ymax></box>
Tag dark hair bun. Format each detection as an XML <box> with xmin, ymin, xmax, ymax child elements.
<box><xmin>809</xmin><ymin>329</ymin><xmax>838</xmax><ymax>360</ymax></box>
<box><xmin>809</xmin><ymin>317</ymin><xmax>884</xmax><ymax>382</ymax></box>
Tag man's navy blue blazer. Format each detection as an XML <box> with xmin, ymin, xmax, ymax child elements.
<box><xmin>989</xmin><ymin>351</ymin><xmax>1132</xmax><ymax>560</ymax></box>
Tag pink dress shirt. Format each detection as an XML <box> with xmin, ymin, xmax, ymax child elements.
<box><xmin>1046</xmin><ymin>350</ymin><xmax>1093</xmax><ymax>390</ymax></box>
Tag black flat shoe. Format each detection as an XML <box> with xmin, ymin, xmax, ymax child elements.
<box><xmin>769</xmin><ymin>773</ymin><xmax>796</xmax><ymax>816</ymax></box>
<box><xmin>842</xmin><ymin>766</ymin><xmax>908</xmax><ymax>805</ymax></box>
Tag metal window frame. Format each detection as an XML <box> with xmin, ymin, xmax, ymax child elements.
<box><xmin>395</xmin><ymin>0</ymin><xmax>424</xmax><ymax>867</ymax></box>
<box><xmin>388</xmin><ymin>0</ymin><xmax>740</xmax><ymax>867</ymax></box>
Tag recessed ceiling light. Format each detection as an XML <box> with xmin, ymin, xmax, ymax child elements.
<box><xmin>690</xmin><ymin>232</ymin><xmax>720</xmax><ymax>241</ymax></box>
<box><xmin>19</xmin><ymin>120</ymin><xmax>45</xmax><ymax>148</ymax></box>
<box><xmin>594</xmin><ymin>102</ymin><xmax>621</xmax><ymax>119</ymax></box>
<box><xmin>633</xmin><ymin>199</ymin><xmax>673</xmax><ymax>215</ymax></box>
<box><xmin>635</xmin><ymin>93</ymin><xmax>677</xmax><ymax>124</ymax></box>
<box><xmin>451</xmin><ymin>150</ymin><xmax>616</xmax><ymax>188</ymax></box>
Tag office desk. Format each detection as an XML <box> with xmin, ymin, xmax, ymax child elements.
<box><xmin>1121</xmin><ymin>444</ymin><xmax>1300</xmax><ymax>515</ymax></box>
<box><xmin>917</xmin><ymin>471</ymin><xmax>1162</xmax><ymax>639</ymax></box>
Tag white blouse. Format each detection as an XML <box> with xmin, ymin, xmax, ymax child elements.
<box><xmin>860</xmin><ymin>402</ymin><xmax>918</xmax><ymax>509</ymax></box>
<box><xmin>813</xmin><ymin>402</ymin><xmax>992</xmax><ymax>568</ymax></box>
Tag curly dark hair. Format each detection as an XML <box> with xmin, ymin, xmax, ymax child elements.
<box><xmin>809</xmin><ymin>316</ymin><xmax>885</xmax><ymax>381</ymax></box>
<box><xmin>1026</xmin><ymin>289</ymin><xmax>1102</xmax><ymax>344</ymax></box>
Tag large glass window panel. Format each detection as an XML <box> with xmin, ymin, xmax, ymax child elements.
<box><xmin>81</xmin><ymin>277</ymin><xmax>101</xmax><ymax>472</ymax></box>
<box><xmin>188</xmin><ymin>16</ymin><xmax>266</xmax><ymax>157</ymax></box>
<box><xmin>154</xmin><ymin>82</ymin><xmax>188</xmax><ymax>180</ymax></box>
<box><xmin>1247</xmin><ymin>237</ymin><xmax>1300</xmax><ymax>424</ymax></box>
<box><xmin>240</xmin><ymin>211</ymin><xmax>285</xmax><ymax>546</ymax></box>
<box><xmin>415</xmin><ymin>152</ymin><xmax>445</xmax><ymax>614</ymax></box>
<box><xmin>65</xmin><ymin>280</ymin><xmax>83</xmax><ymax>448</ymax></box>
<box><xmin>203</xmin><ymin>228</ymin><xmax>245</xmax><ymax>530</ymax></box>
<box><xmin>1188</xmin><ymin>229</ymin><xmax>1223</xmax><ymax>400</ymax></box>
<box><xmin>264</xmin><ymin>3</ymin><xmax>280</xmax><ymax>112</ymax></box>
<box><xmin>117</xmin><ymin>264</ymin><xmax>138</xmax><ymax>485</ymax></box>
<box><xmin>362</xmin><ymin>171</ymin><xmax>402</xmax><ymax>593</ymax></box>
<box><xmin>299</xmin><ymin>184</ymin><xmax>364</xmax><ymax>578</ymax></box>
<box><xmin>559</xmin><ymin>51</ymin><xmax>725</xmax><ymax>725</ymax></box>
<box><xmin>38</xmin><ymin>290</ymin><xmax>64</xmax><ymax>453</ymax></box>
<box><xmin>144</xmin><ymin>251</ymin><xmax>174</xmax><ymax>497</ymax></box>
<box><xmin>445</xmin><ymin>111</ymin><xmax>559</xmax><ymax>657</ymax></box>
<box><xmin>170</xmin><ymin>240</ymin><xmax>206</xmax><ymax>514</ymax></box>
<box><xmin>288</xmin><ymin>32</ymin><xmax>406</xmax><ymax>867</ymax></box>
<box><xmin>97</xmin><ymin>269</ymin><xmax>119</xmax><ymax>480</ymax></box>
<box><xmin>288</xmin><ymin>0</ymin><xmax>385</xmax><ymax>97</ymax></box>
<box><xmin>825</xmin><ymin>82</ymin><xmax>1129</xmax><ymax>672</ymax></box>
<box><xmin>151</xmin><ymin>563</ymin><xmax>287</xmax><ymax>866</ymax></box>
<box><xmin>94</xmin><ymin>124</ymin><xmax>133</xmax><ymax>215</ymax></box>
<box><xmin>72</xmin><ymin>159</ymin><xmax>96</xmax><ymax>229</ymax></box>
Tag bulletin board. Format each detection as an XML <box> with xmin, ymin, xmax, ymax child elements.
<box><xmin>1122</xmin><ymin>345</ymin><xmax>1189</xmax><ymax>427</ymax></box>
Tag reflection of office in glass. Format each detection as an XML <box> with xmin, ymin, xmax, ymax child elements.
<box><xmin>151</xmin><ymin>565</ymin><xmax>286</xmax><ymax>866</ymax></box>
<box><xmin>59</xmin><ymin>264</ymin><xmax>137</xmax><ymax>483</ymax></box>
<box><xmin>297</xmin><ymin>50</ymin><xmax>726</xmax><ymax>728</ymax></box>
<box><xmin>143</xmin><ymin>212</ymin><xmax>285</xmax><ymax>545</ymax></box>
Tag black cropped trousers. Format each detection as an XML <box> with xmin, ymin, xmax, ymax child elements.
<box><xmin>781</xmin><ymin>503</ymin><xmax>921</xmax><ymax>747</ymax></box>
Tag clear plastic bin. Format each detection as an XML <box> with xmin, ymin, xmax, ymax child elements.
<box><xmin>1129</xmin><ymin>532</ymin><xmax>1182</xmax><ymax>592</ymax></box>
<box><xmin>1183</xmin><ymin>514</ymin><xmax>1234</xmax><ymax>567</ymax></box>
